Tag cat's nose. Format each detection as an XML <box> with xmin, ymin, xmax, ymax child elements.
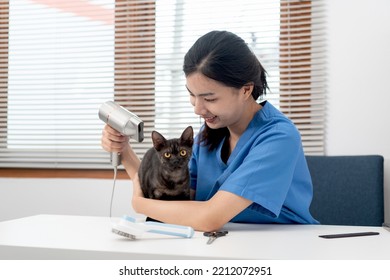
<box><xmin>171</xmin><ymin>159</ymin><xmax>181</xmax><ymax>167</ymax></box>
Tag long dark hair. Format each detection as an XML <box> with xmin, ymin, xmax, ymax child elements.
<box><xmin>183</xmin><ymin>30</ymin><xmax>268</xmax><ymax>150</ymax></box>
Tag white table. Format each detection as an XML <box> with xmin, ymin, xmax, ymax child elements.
<box><xmin>0</xmin><ymin>215</ymin><xmax>389</xmax><ymax>259</ymax></box>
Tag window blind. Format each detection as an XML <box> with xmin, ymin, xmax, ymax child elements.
<box><xmin>0</xmin><ymin>0</ymin><xmax>326</xmax><ymax>170</ymax></box>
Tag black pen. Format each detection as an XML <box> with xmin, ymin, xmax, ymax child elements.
<box><xmin>319</xmin><ymin>231</ymin><xmax>380</xmax><ymax>239</ymax></box>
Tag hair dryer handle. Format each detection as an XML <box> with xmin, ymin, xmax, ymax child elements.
<box><xmin>110</xmin><ymin>152</ymin><xmax>121</xmax><ymax>167</ymax></box>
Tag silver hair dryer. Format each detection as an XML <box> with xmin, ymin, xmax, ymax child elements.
<box><xmin>99</xmin><ymin>101</ymin><xmax>144</xmax><ymax>167</ymax></box>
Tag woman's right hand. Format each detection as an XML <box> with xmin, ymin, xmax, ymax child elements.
<box><xmin>101</xmin><ymin>124</ymin><xmax>141</xmax><ymax>179</ymax></box>
<box><xmin>101</xmin><ymin>124</ymin><xmax>130</xmax><ymax>154</ymax></box>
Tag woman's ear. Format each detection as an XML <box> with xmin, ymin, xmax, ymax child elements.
<box><xmin>241</xmin><ymin>83</ymin><xmax>254</xmax><ymax>100</ymax></box>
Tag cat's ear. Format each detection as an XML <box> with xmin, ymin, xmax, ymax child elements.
<box><xmin>151</xmin><ymin>131</ymin><xmax>167</xmax><ymax>151</ymax></box>
<box><xmin>180</xmin><ymin>126</ymin><xmax>194</xmax><ymax>147</ymax></box>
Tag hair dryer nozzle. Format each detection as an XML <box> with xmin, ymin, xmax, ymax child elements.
<box><xmin>99</xmin><ymin>101</ymin><xmax>144</xmax><ymax>142</ymax></box>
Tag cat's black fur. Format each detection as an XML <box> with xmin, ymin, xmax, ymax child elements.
<box><xmin>138</xmin><ymin>126</ymin><xmax>193</xmax><ymax>201</ymax></box>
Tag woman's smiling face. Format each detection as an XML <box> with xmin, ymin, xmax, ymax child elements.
<box><xmin>186</xmin><ymin>72</ymin><xmax>248</xmax><ymax>130</ymax></box>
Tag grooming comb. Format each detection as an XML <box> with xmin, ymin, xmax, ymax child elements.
<box><xmin>112</xmin><ymin>215</ymin><xmax>194</xmax><ymax>240</ymax></box>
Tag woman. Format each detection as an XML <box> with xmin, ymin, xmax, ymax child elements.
<box><xmin>101</xmin><ymin>31</ymin><xmax>318</xmax><ymax>232</ymax></box>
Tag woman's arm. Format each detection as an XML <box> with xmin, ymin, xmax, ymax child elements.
<box><xmin>132</xmin><ymin>174</ymin><xmax>252</xmax><ymax>232</ymax></box>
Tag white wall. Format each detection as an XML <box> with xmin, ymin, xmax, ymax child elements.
<box><xmin>1</xmin><ymin>0</ymin><xmax>389</xmax><ymax>222</ymax></box>
<box><xmin>0</xmin><ymin>177</ymin><xmax>136</xmax><ymax>222</ymax></box>
<box><xmin>326</xmin><ymin>0</ymin><xmax>390</xmax><ymax>221</ymax></box>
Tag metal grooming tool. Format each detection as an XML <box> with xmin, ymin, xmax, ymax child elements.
<box><xmin>203</xmin><ymin>230</ymin><xmax>228</xmax><ymax>244</ymax></box>
<box><xmin>112</xmin><ymin>215</ymin><xmax>194</xmax><ymax>240</ymax></box>
<box><xmin>98</xmin><ymin>101</ymin><xmax>144</xmax><ymax>167</ymax></box>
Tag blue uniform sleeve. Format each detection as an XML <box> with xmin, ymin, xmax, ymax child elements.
<box><xmin>220</xmin><ymin>122</ymin><xmax>302</xmax><ymax>218</ymax></box>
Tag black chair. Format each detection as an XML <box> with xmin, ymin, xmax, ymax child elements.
<box><xmin>306</xmin><ymin>155</ymin><xmax>384</xmax><ymax>226</ymax></box>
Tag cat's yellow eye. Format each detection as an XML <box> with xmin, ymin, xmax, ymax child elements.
<box><xmin>164</xmin><ymin>152</ymin><xmax>171</xmax><ymax>158</ymax></box>
<box><xmin>180</xmin><ymin>150</ymin><xmax>187</xmax><ymax>157</ymax></box>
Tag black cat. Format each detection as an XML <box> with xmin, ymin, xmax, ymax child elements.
<box><xmin>138</xmin><ymin>126</ymin><xmax>193</xmax><ymax>201</ymax></box>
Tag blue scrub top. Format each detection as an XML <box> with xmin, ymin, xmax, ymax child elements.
<box><xmin>189</xmin><ymin>101</ymin><xmax>318</xmax><ymax>224</ymax></box>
